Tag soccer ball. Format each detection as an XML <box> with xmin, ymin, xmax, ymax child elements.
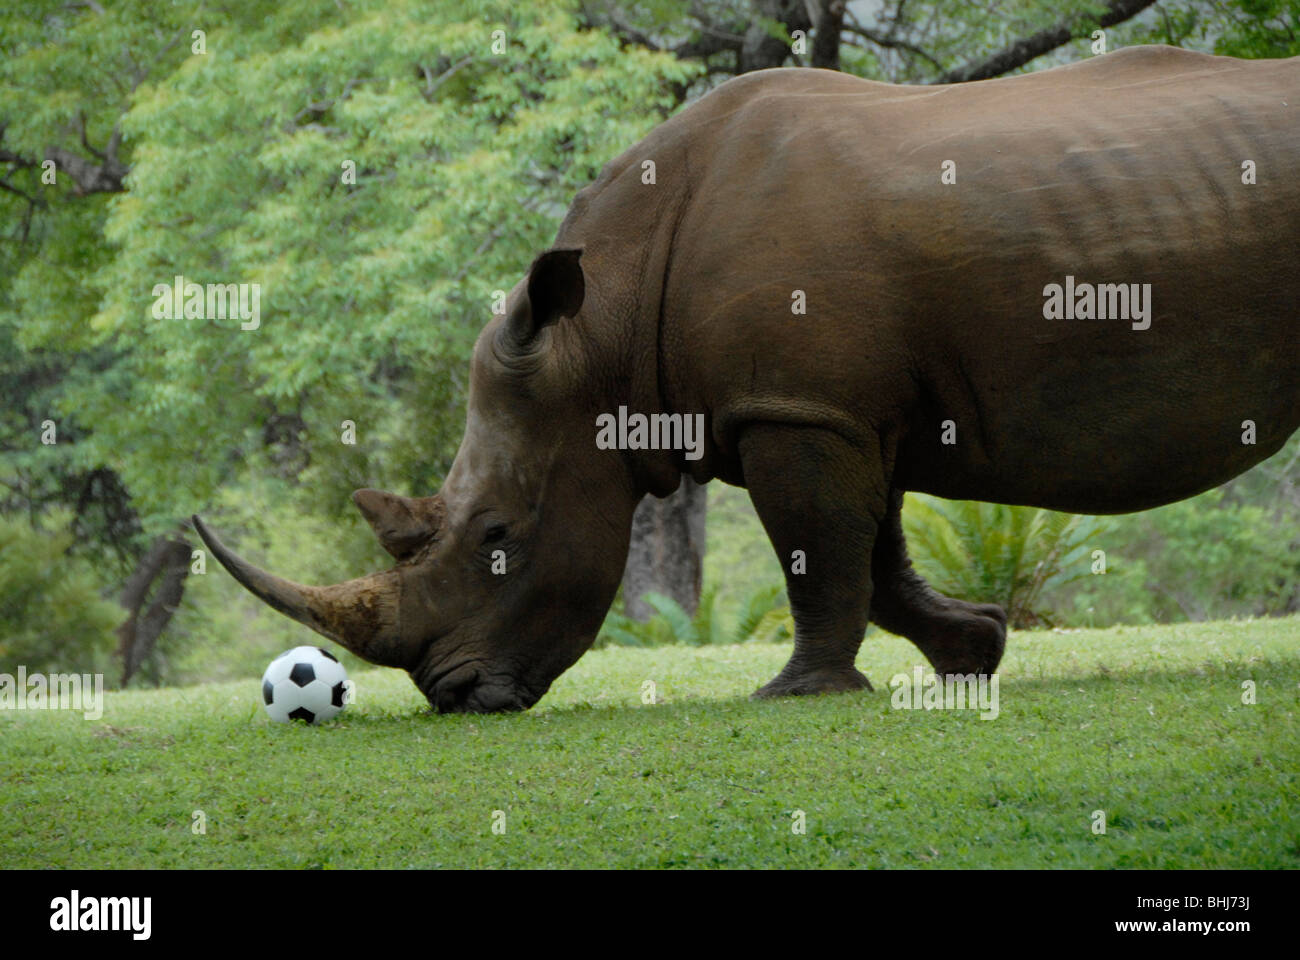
<box><xmin>261</xmin><ymin>646</ymin><xmax>350</xmax><ymax>724</ymax></box>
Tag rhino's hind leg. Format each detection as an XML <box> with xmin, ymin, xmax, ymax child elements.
<box><xmin>869</xmin><ymin>488</ymin><xmax>1006</xmax><ymax>675</ymax></box>
<box><xmin>739</xmin><ymin>423</ymin><xmax>886</xmax><ymax>699</ymax></box>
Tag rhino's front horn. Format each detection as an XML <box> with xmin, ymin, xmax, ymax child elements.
<box><xmin>192</xmin><ymin>515</ymin><xmax>406</xmax><ymax>667</ymax></box>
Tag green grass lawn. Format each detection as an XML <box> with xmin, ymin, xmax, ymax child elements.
<box><xmin>2</xmin><ymin>618</ymin><xmax>1298</xmax><ymax>868</ymax></box>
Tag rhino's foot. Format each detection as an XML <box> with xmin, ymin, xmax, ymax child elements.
<box><xmin>752</xmin><ymin>667</ymin><xmax>874</xmax><ymax>700</ymax></box>
<box><xmin>922</xmin><ymin>610</ymin><xmax>1006</xmax><ymax>677</ymax></box>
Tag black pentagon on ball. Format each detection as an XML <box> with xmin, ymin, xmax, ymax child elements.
<box><xmin>288</xmin><ymin>706</ymin><xmax>315</xmax><ymax>723</ymax></box>
<box><xmin>331</xmin><ymin>680</ymin><xmax>347</xmax><ymax>708</ymax></box>
<box><xmin>289</xmin><ymin>662</ymin><xmax>316</xmax><ymax>687</ymax></box>
<box><xmin>317</xmin><ymin>647</ymin><xmax>338</xmax><ymax>662</ymax></box>
<box><xmin>262</xmin><ymin>679</ymin><xmax>275</xmax><ymax>705</ymax></box>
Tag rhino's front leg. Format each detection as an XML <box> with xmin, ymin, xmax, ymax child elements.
<box><xmin>739</xmin><ymin>423</ymin><xmax>887</xmax><ymax>698</ymax></box>
<box><xmin>869</xmin><ymin>488</ymin><xmax>1007</xmax><ymax>676</ymax></box>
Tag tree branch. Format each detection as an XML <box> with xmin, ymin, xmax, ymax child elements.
<box><xmin>935</xmin><ymin>0</ymin><xmax>1159</xmax><ymax>84</ymax></box>
<box><xmin>600</xmin><ymin>9</ymin><xmax>746</xmax><ymax>60</ymax></box>
<box><xmin>116</xmin><ymin>535</ymin><xmax>191</xmax><ymax>686</ymax></box>
<box><xmin>419</xmin><ymin>57</ymin><xmax>475</xmax><ymax>102</ymax></box>
<box><xmin>44</xmin><ymin>121</ymin><xmax>129</xmax><ymax>195</ymax></box>
<box><xmin>842</xmin><ymin>22</ymin><xmax>944</xmax><ymax>72</ymax></box>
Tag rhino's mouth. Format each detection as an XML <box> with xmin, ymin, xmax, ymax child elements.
<box><xmin>418</xmin><ymin>658</ymin><xmax>540</xmax><ymax>714</ymax></box>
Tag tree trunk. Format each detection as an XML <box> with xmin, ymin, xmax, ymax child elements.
<box><xmin>116</xmin><ymin>534</ymin><xmax>191</xmax><ymax>686</ymax></box>
<box><xmin>741</xmin><ymin>0</ymin><xmax>813</xmax><ymax>72</ymax></box>
<box><xmin>622</xmin><ymin>477</ymin><xmax>708</xmax><ymax>620</ymax></box>
<box><xmin>811</xmin><ymin>0</ymin><xmax>846</xmax><ymax>70</ymax></box>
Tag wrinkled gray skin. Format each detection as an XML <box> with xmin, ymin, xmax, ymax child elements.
<box><xmin>196</xmin><ymin>47</ymin><xmax>1300</xmax><ymax>712</ymax></box>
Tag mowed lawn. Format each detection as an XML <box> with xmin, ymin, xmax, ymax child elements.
<box><xmin>2</xmin><ymin>619</ymin><xmax>1298</xmax><ymax>869</ymax></box>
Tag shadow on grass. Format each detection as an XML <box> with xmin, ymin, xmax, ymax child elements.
<box><xmin>312</xmin><ymin>654</ymin><xmax>1296</xmax><ymax>732</ymax></box>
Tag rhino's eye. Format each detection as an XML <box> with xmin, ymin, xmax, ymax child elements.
<box><xmin>482</xmin><ymin>524</ymin><xmax>508</xmax><ymax>545</ymax></box>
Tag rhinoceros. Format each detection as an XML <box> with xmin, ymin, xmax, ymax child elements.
<box><xmin>194</xmin><ymin>45</ymin><xmax>1300</xmax><ymax>712</ymax></box>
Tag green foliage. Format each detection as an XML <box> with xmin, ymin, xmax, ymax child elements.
<box><xmin>1122</xmin><ymin>0</ymin><xmax>1300</xmax><ymax>57</ymax></box>
<box><xmin>29</xmin><ymin>0</ymin><xmax>696</xmax><ymax>523</ymax></box>
<box><xmin>701</xmin><ymin>483</ymin><xmax>785</xmax><ymax>634</ymax></box>
<box><xmin>595</xmin><ymin>583</ymin><xmax>792</xmax><ymax>647</ymax></box>
<box><xmin>0</xmin><ymin>3</ymin><xmax>698</xmax><ymax>521</ymax></box>
<box><xmin>596</xmin><ymin>586</ymin><xmax>726</xmax><ymax>647</ymax></box>
<box><xmin>1061</xmin><ymin>489</ymin><xmax>1300</xmax><ymax>626</ymax></box>
<box><xmin>902</xmin><ymin>494</ymin><xmax>1104</xmax><ymax>628</ymax></box>
<box><xmin>0</xmin><ymin>511</ymin><xmax>122</xmax><ymax>673</ymax></box>
<box><xmin>1057</xmin><ymin>433</ymin><xmax>1300</xmax><ymax>626</ymax></box>
<box><xmin>729</xmin><ymin>583</ymin><xmax>790</xmax><ymax>643</ymax></box>
<box><xmin>0</xmin><ymin>0</ymin><xmax>699</xmax><ymax>678</ymax></box>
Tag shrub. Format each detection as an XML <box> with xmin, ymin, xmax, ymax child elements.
<box><xmin>901</xmin><ymin>494</ymin><xmax>1103</xmax><ymax>628</ymax></box>
<box><xmin>594</xmin><ymin>584</ymin><xmax>790</xmax><ymax>647</ymax></box>
<box><xmin>0</xmin><ymin>511</ymin><xmax>122</xmax><ymax>674</ymax></box>
<box><xmin>1059</xmin><ymin>489</ymin><xmax>1300</xmax><ymax>625</ymax></box>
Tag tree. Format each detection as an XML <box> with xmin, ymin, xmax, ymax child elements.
<box><xmin>0</xmin><ymin>0</ymin><xmax>698</xmax><ymax>679</ymax></box>
<box><xmin>622</xmin><ymin>475</ymin><xmax>708</xmax><ymax>619</ymax></box>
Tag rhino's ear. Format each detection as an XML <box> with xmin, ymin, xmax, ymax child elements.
<box><xmin>504</xmin><ymin>247</ymin><xmax>584</xmax><ymax>349</ymax></box>
<box><xmin>352</xmin><ymin>488</ymin><xmax>444</xmax><ymax>560</ymax></box>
